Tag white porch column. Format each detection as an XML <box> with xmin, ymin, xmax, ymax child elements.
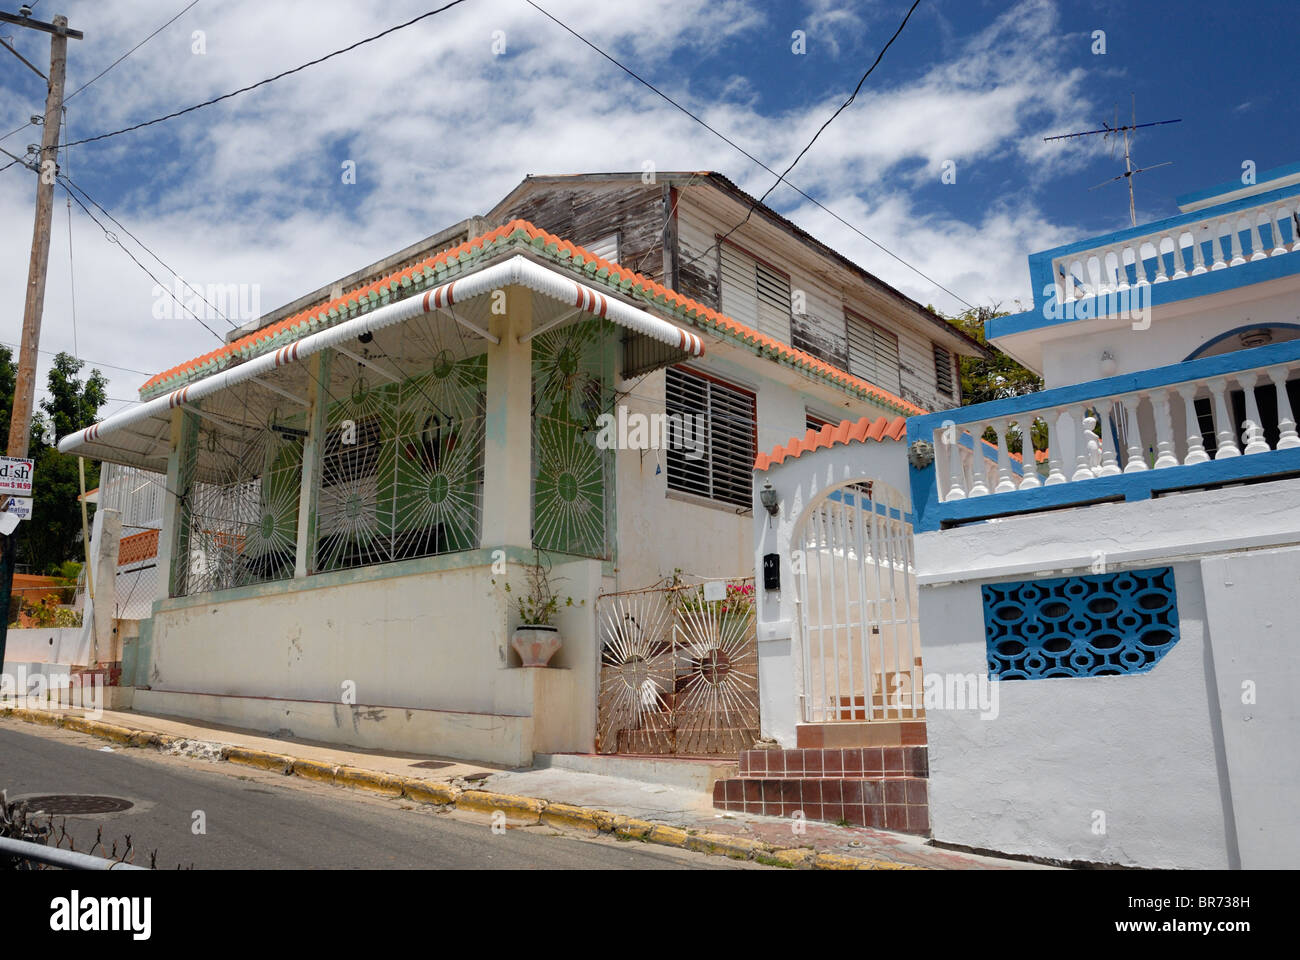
<box><xmin>156</xmin><ymin>408</ymin><xmax>193</xmax><ymax>601</ymax></box>
<box><xmin>482</xmin><ymin>286</ymin><xmax>534</xmax><ymax>548</ymax></box>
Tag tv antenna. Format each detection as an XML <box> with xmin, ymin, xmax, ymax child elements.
<box><xmin>1044</xmin><ymin>95</ymin><xmax>1181</xmax><ymax>226</ymax></box>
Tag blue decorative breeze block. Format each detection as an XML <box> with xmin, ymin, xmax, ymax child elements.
<box><xmin>982</xmin><ymin>567</ymin><xmax>1179</xmax><ymax>680</ymax></box>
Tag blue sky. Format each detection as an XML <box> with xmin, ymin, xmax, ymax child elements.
<box><xmin>1</xmin><ymin>0</ymin><xmax>1296</xmax><ymax>418</ymax></box>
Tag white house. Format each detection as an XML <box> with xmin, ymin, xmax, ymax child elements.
<box><xmin>58</xmin><ymin>173</ymin><xmax>985</xmax><ymax>768</ymax></box>
<box><xmin>746</xmin><ymin>162</ymin><xmax>1300</xmax><ymax>864</ymax></box>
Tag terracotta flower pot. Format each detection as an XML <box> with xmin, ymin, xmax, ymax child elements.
<box><xmin>511</xmin><ymin>625</ymin><xmax>562</xmax><ymax>667</ymax></box>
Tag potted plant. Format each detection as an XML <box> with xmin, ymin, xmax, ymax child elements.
<box><xmin>506</xmin><ymin>553</ymin><xmax>579</xmax><ymax>667</ymax></box>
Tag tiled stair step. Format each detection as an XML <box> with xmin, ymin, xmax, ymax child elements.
<box><xmin>796</xmin><ymin>721</ymin><xmax>927</xmax><ymax>748</ymax></box>
<box><xmin>712</xmin><ymin>775</ymin><xmax>929</xmax><ymax>835</ymax></box>
<box><xmin>739</xmin><ymin>746</ymin><xmax>928</xmax><ymax>779</ymax></box>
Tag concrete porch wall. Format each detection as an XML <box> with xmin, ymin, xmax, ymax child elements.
<box><xmin>141</xmin><ymin>552</ymin><xmax>603</xmax><ymax>766</ymax></box>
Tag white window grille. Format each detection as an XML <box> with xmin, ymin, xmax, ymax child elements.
<box><xmin>665</xmin><ymin>366</ymin><xmax>756</xmax><ymax>509</ymax></box>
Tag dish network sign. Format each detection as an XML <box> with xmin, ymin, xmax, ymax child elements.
<box><xmin>0</xmin><ymin>457</ymin><xmax>35</xmax><ymax>497</ymax></box>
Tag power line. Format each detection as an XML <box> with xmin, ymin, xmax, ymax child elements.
<box><xmin>58</xmin><ymin>176</ymin><xmax>228</xmax><ymax>342</ymax></box>
<box><xmin>0</xmin><ymin>340</ymin><xmax>154</xmax><ymax>377</ymax></box>
<box><xmin>688</xmin><ymin>0</ymin><xmax>922</xmax><ymax>272</ymax></box>
<box><xmin>524</xmin><ymin>0</ymin><xmax>974</xmax><ymax>311</ymax></box>
<box><xmin>66</xmin><ymin>0</ymin><xmax>201</xmax><ymax>101</ymax></box>
<box><xmin>65</xmin><ymin>0</ymin><xmax>471</xmax><ymax>147</ymax></box>
<box><xmin>57</xmin><ymin>173</ymin><xmax>240</xmax><ymax>330</ymax></box>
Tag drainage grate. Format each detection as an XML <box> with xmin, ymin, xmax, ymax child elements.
<box><xmin>20</xmin><ymin>795</ymin><xmax>134</xmax><ymax>815</ymax></box>
<box><xmin>409</xmin><ymin>760</ymin><xmax>453</xmax><ymax>770</ymax></box>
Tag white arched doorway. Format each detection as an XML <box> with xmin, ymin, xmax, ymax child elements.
<box><xmin>791</xmin><ymin>478</ymin><xmax>921</xmax><ymax>724</ymax></box>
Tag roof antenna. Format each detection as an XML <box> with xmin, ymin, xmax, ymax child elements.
<box><xmin>1043</xmin><ymin>93</ymin><xmax>1182</xmax><ymax>227</ymax></box>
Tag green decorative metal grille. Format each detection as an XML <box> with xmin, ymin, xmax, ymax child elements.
<box><xmin>173</xmin><ymin>406</ymin><xmax>303</xmax><ymax>597</ymax></box>
<box><xmin>531</xmin><ymin>320</ymin><xmax>611</xmax><ymax>559</ymax></box>
<box><xmin>315</xmin><ymin>352</ymin><xmax>486</xmax><ymax>572</ymax></box>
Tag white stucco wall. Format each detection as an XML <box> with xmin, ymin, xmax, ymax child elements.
<box><xmin>915</xmin><ymin>478</ymin><xmax>1300</xmax><ymax>868</ymax></box>
<box><xmin>1201</xmin><ymin>546</ymin><xmax>1300</xmax><ymax>869</ymax></box>
<box><xmin>144</xmin><ymin>555</ymin><xmax>602</xmax><ymax>765</ymax></box>
<box><xmin>920</xmin><ymin>564</ymin><xmax>1233</xmax><ymax>869</ymax></box>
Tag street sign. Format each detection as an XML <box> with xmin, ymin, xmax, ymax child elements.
<box><xmin>1</xmin><ymin>496</ymin><xmax>32</xmax><ymax>520</ymax></box>
<box><xmin>0</xmin><ymin>457</ymin><xmax>34</xmax><ymax>497</ymax></box>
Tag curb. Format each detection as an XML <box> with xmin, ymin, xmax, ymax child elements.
<box><xmin>0</xmin><ymin>706</ymin><xmax>922</xmax><ymax>871</ymax></box>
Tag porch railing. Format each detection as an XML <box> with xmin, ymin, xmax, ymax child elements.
<box><xmin>1042</xmin><ymin>185</ymin><xmax>1300</xmax><ymax>306</ymax></box>
<box><xmin>907</xmin><ymin>338</ymin><xmax>1300</xmax><ymax>532</ymax></box>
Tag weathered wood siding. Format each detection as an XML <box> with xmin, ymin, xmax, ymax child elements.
<box><xmin>490</xmin><ymin>182</ymin><xmax>669</xmax><ymax>286</ymax></box>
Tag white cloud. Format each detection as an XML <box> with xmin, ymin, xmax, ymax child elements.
<box><xmin>0</xmin><ymin>0</ymin><xmax>1111</xmax><ymax>421</ymax></box>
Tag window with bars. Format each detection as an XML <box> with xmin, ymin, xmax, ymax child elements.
<box><xmin>718</xmin><ymin>240</ymin><xmax>792</xmax><ymax>343</ymax></box>
<box><xmin>665</xmin><ymin>366</ymin><xmax>756</xmax><ymax>509</ymax></box>
<box><xmin>934</xmin><ymin>343</ymin><xmax>954</xmax><ymax>398</ymax></box>
<box><xmin>845</xmin><ymin>310</ymin><xmax>901</xmax><ymax>394</ymax></box>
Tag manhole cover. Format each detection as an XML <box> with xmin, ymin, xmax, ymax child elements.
<box><xmin>409</xmin><ymin>760</ymin><xmax>453</xmax><ymax>770</ymax></box>
<box><xmin>20</xmin><ymin>795</ymin><xmax>133</xmax><ymax>815</ymax></box>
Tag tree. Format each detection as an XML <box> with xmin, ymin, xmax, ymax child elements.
<box><xmin>938</xmin><ymin>304</ymin><xmax>1046</xmax><ymax>454</ymax></box>
<box><xmin>4</xmin><ymin>353</ymin><xmax>109</xmax><ymax>574</ymax></box>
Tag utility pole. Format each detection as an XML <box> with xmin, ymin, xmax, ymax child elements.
<box><xmin>0</xmin><ymin>8</ymin><xmax>83</xmax><ymax>674</ymax></box>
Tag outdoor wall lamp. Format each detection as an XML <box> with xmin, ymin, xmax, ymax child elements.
<box><xmin>1100</xmin><ymin>350</ymin><xmax>1118</xmax><ymax>377</ymax></box>
<box><xmin>760</xmin><ymin>479</ymin><xmax>779</xmax><ymax>517</ymax></box>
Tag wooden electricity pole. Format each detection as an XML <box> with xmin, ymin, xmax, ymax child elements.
<box><xmin>0</xmin><ymin>8</ymin><xmax>82</xmax><ymax>670</ymax></box>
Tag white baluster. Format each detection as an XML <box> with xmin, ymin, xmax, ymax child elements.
<box><xmin>1208</xmin><ymin>377</ymin><xmax>1241</xmax><ymax>458</ymax></box>
<box><xmin>1093</xmin><ymin>400</ymin><xmax>1122</xmax><ymax>476</ymax></box>
<box><xmin>1273</xmin><ymin>208</ymin><xmax>1291</xmax><ymax>256</ymax></box>
<box><xmin>1070</xmin><ymin>405</ymin><xmax>1096</xmax><ymax>481</ymax></box>
<box><xmin>1018</xmin><ymin>418</ymin><xmax>1043</xmax><ymax>489</ymax></box>
<box><xmin>1229</xmin><ymin>218</ymin><xmax>1247</xmax><ymax>266</ymax></box>
<box><xmin>1153</xmin><ymin>237</ymin><xmax>1170</xmax><ymax>282</ymax></box>
<box><xmin>1190</xmin><ymin>227</ymin><xmax>1208</xmax><ymax>275</ymax></box>
<box><xmin>1044</xmin><ymin>411</ymin><xmax>1068</xmax><ymax>485</ymax></box>
<box><xmin>1210</xmin><ymin>223</ymin><xmax>1228</xmax><ymax>270</ymax></box>
<box><xmin>993</xmin><ymin>420</ymin><xmax>1017</xmax><ymax>494</ymax></box>
<box><xmin>1133</xmin><ymin>244</ymin><xmax>1150</xmax><ymax>285</ymax></box>
<box><xmin>1268</xmin><ymin>366</ymin><xmax>1300</xmax><ymax>449</ymax></box>
<box><xmin>1237</xmin><ymin>372</ymin><xmax>1271</xmax><ymax>454</ymax></box>
<box><xmin>942</xmin><ymin>425</ymin><xmax>966</xmax><ymax>501</ymax></box>
<box><xmin>1115</xmin><ymin>246</ymin><xmax>1131</xmax><ymax>290</ymax></box>
<box><xmin>1149</xmin><ymin>389</ymin><xmax>1180</xmax><ymax>468</ymax></box>
<box><xmin>1291</xmin><ymin>203</ymin><xmax>1300</xmax><ymax>252</ymax></box>
<box><xmin>1171</xmin><ymin>234</ymin><xmax>1189</xmax><ymax>280</ymax></box>
<box><xmin>1251</xmin><ymin>214</ymin><xmax>1270</xmax><ymax>261</ymax></box>
<box><xmin>1177</xmin><ymin>384</ymin><xmax>1210</xmax><ymax>464</ymax></box>
<box><xmin>1120</xmin><ymin>396</ymin><xmax>1148</xmax><ymax>472</ymax></box>
<box><xmin>967</xmin><ymin>424</ymin><xmax>990</xmax><ymax>497</ymax></box>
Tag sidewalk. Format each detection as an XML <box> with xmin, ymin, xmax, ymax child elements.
<box><xmin>0</xmin><ymin>705</ymin><xmax>1046</xmax><ymax>870</ymax></box>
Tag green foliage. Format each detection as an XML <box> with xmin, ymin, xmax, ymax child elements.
<box><xmin>935</xmin><ymin>305</ymin><xmax>1046</xmax><ymax>454</ymax></box>
<box><xmin>513</xmin><ymin>552</ymin><xmax>580</xmax><ymax>626</ymax></box>
<box><xmin>1</xmin><ymin>352</ymin><xmax>108</xmax><ymax>573</ymax></box>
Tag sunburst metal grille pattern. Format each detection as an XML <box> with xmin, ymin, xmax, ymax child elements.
<box><xmin>596</xmin><ymin>577</ymin><xmax>759</xmax><ymax>756</ymax></box>
<box><xmin>173</xmin><ymin>406</ymin><xmax>304</xmax><ymax>597</ymax></box>
<box><xmin>315</xmin><ymin>352</ymin><xmax>486</xmax><ymax>573</ymax></box>
<box><xmin>531</xmin><ymin>320</ymin><xmax>611</xmax><ymax>560</ymax></box>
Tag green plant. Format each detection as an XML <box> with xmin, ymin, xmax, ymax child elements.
<box><xmin>11</xmin><ymin>592</ymin><xmax>81</xmax><ymax>629</ymax></box>
<box><xmin>511</xmin><ymin>552</ymin><xmax>580</xmax><ymax>627</ymax></box>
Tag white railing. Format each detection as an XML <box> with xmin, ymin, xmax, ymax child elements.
<box><xmin>1053</xmin><ymin>195</ymin><xmax>1300</xmax><ymax>302</ymax></box>
<box><xmin>929</xmin><ymin>344</ymin><xmax>1300</xmax><ymax>504</ymax></box>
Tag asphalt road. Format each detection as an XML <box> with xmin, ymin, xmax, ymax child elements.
<box><xmin>0</xmin><ymin>722</ymin><xmax>761</xmax><ymax>870</ymax></box>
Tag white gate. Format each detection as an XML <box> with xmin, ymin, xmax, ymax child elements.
<box><xmin>794</xmin><ymin>480</ymin><xmax>922</xmax><ymax>723</ymax></box>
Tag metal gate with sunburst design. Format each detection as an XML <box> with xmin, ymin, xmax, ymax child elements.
<box><xmin>596</xmin><ymin>576</ymin><xmax>759</xmax><ymax>756</ymax></box>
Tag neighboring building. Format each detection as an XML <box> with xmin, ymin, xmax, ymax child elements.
<box><xmin>58</xmin><ymin>173</ymin><xmax>986</xmax><ymax>766</ymax></box>
<box><xmin>746</xmin><ymin>162</ymin><xmax>1300</xmax><ymax>865</ymax></box>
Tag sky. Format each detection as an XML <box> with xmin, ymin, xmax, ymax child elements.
<box><xmin>1</xmin><ymin>0</ymin><xmax>1297</xmax><ymax>423</ymax></box>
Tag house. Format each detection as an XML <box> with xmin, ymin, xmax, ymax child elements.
<box><xmin>57</xmin><ymin>172</ymin><xmax>986</xmax><ymax>767</ymax></box>
<box><xmin>745</xmin><ymin>161</ymin><xmax>1300</xmax><ymax>865</ymax></box>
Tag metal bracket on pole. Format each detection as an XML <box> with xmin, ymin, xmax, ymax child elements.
<box><xmin>250</xmin><ymin>377</ymin><xmax>309</xmax><ymax>406</ymax></box>
<box><xmin>517</xmin><ymin>308</ymin><xmax>581</xmax><ymax>344</ymax></box>
<box><xmin>436</xmin><ymin>308</ymin><xmax>500</xmax><ymax>345</ymax></box>
<box><xmin>332</xmin><ymin>345</ymin><xmax>401</xmax><ymax>383</ymax></box>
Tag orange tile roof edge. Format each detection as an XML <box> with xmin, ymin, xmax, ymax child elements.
<box><xmin>138</xmin><ymin>219</ymin><xmax>927</xmax><ymax>418</ymax></box>
<box><xmin>755</xmin><ymin>415</ymin><xmax>908</xmax><ymax>471</ymax></box>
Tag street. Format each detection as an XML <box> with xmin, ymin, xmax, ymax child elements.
<box><xmin>0</xmin><ymin>721</ymin><xmax>765</xmax><ymax>870</ymax></box>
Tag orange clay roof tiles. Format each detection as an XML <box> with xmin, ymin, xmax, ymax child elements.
<box><xmin>138</xmin><ymin>220</ymin><xmax>928</xmax><ymax>418</ymax></box>
<box><xmin>755</xmin><ymin>415</ymin><xmax>908</xmax><ymax>471</ymax></box>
